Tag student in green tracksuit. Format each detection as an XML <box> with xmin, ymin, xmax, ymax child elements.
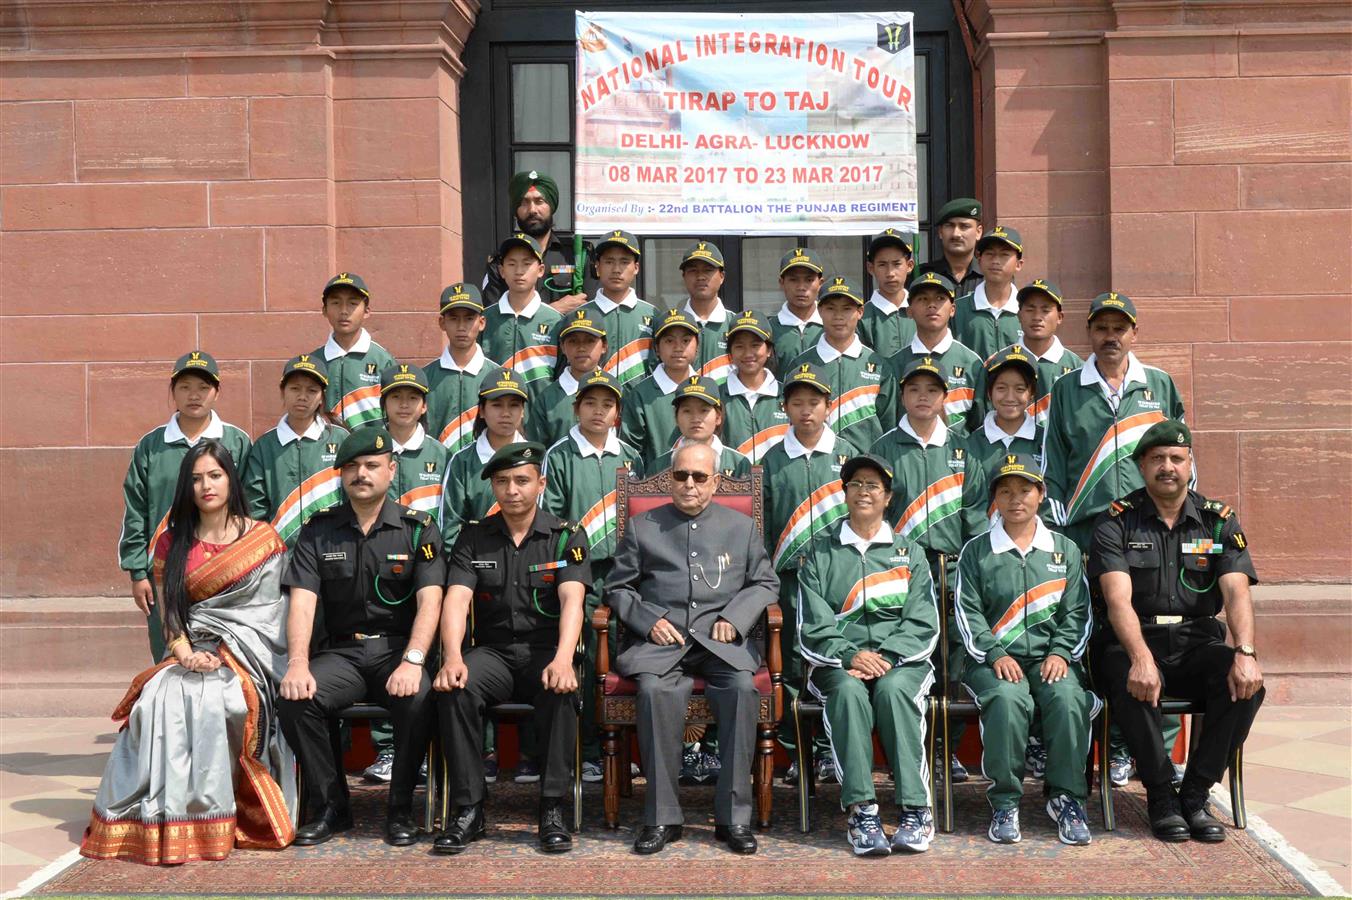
<box><xmin>858</xmin><ymin>229</ymin><xmax>916</xmax><ymax>360</ymax></box>
<box><xmin>439</xmin><ymin>371</ymin><xmax>531</xmax><ymax>547</ymax></box>
<box><xmin>648</xmin><ymin>377</ymin><xmax>752</xmax><ymax>477</ymax></box>
<box><xmin>954</xmin><ymin>225</ymin><xmax>1025</xmax><ymax>362</ymax></box>
<box><xmin>119</xmin><ymin>350</ymin><xmax>252</xmax><ymax>661</ymax></box>
<box><xmin>620</xmin><ymin>308</ymin><xmax>699</xmax><ymax>464</ymax></box>
<box><xmin>540</xmin><ymin>368</ymin><xmax>644</xmax><ymax>782</ymax></box>
<box><xmin>797</xmin><ymin>453</ymin><xmax>938</xmax><ymax>856</ymax></box>
<box><xmin>760</xmin><ymin>364</ymin><xmax>860</xmax><ymax>781</ymax></box>
<box><xmin>964</xmin><ymin>346</ymin><xmax>1047</xmax><ymax>525</ymax></box>
<box><xmin>427</xmin><ymin>283</ymin><xmax>503</xmax><ymax>456</ymax></box>
<box><xmin>870</xmin><ymin>356</ymin><xmax>989</xmax><ymax>781</ymax></box>
<box><xmin>678</xmin><ymin>241</ymin><xmax>736</xmax><ymax>383</ymax></box>
<box><xmin>242</xmin><ymin>354</ymin><xmax>346</xmax><ymax>547</ymax></box>
<box><xmin>966</xmin><ymin>279</ymin><xmax>1083</xmax><ymax>428</ymax></box>
<box><xmin>311</xmin><ymin>272</ymin><xmax>396</xmax><ymax>431</ymax></box>
<box><xmin>885</xmin><ymin>271</ymin><xmax>983</xmax><ymax>429</ymax></box>
<box><xmin>572</xmin><ymin>230</ymin><xmax>657</xmax><ymax>388</ymax></box>
<box><xmin>720</xmin><ymin>311</ymin><xmax>787</xmax><ymax>465</ymax></box>
<box><xmin>381</xmin><ymin>363</ymin><xmax>449</xmax><ymax>517</ymax></box>
<box><xmin>1042</xmin><ymin>292</ymin><xmax>1185</xmax><ymax>551</ymax></box>
<box><xmin>531</xmin><ymin>312</ymin><xmax>608</xmax><ymax>447</ymax></box>
<box><xmin>768</xmin><ymin>247</ymin><xmax>824</xmax><ymax>380</ymax></box>
<box><xmin>787</xmin><ymin>276</ymin><xmax>897</xmax><ymax>450</ymax></box>
<box><xmin>481</xmin><ymin>232</ymin><xmax>563</xmax><ymax>394</ymax></box>
<box><xmin>954</xmin><ymin>454</ymin><xmax>1097</xmax><ymax>846</ymax></box>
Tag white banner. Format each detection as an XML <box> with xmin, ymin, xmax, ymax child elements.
<box><xmin>574</xmin><ymin>11</ymin><xmax>918</xmax><ymax>236</ymax></box>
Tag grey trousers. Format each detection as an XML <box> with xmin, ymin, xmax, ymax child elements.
<box><xmin>633</xmin><ymin>647</ymin><xmax>758</xmax><ymax>827</ymax></box>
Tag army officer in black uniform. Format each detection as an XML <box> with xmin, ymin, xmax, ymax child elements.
<box><xmin>433</xmin><ymin>441</ymin><xmax>590</xmax><ymax>855</ymax></box>
<box><xmin>1089</xmin><ymin>420</ymin><xmax>1264</xmax><ymax>844</ymax></box>
<box><xmin>278</xmin><ymin>427</ymin><xmax>445</xmax><ymax>847</ymax></box>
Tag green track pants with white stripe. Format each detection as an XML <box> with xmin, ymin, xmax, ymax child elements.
<box><xmin>809</xmin><ymin>661</ymin><xmax>932</xmax><ymax>809</ymax></box>
<box><xmin>963</xmin><ymin>658</ymin><xmax>1097</xmax><ymax>810</ymax></box>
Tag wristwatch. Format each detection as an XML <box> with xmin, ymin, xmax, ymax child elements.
<box><xmin>403</xmin><ymin>648</ymin><xmax>426</xmax><ymax>666</ymax></box>
<box><xmin>1235</xmin><ymin>644</ymin><xmax>1257</xmax><ymax>659</ymax></box>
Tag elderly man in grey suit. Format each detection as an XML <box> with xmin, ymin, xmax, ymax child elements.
<box><xmin>605</xmin><ymin>442</ymin><xmax>779</xmax><ymax>856</ymax></box>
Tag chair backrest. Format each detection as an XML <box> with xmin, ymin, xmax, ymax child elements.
<box><xmin>614</xmin><ymin>466</ymin><xmax>764</xmax><ymax>542</ymax></box>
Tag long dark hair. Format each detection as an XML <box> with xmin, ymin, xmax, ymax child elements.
<box><xmin>161</xmin><ymin>440</ymin><xmax>249</xmax><ymax>644</ymax></box>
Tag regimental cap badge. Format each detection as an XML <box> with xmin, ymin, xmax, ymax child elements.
<box><xmin>528</xmin><ymin>170</ymin><xmax>539</xmax><ymax>180</ymax></box>
<box><xmin>523</xmin><ymin>446</ymin><xmax>533</xmax><ymax>459</ymax></box>
<box><xmin>1007</xmin><ymin>454</ymin><xmax>1018</xmax><ymax>465</ymax></box>
<box><xmin>375</xmin><ymin>435</ymin><xmax>385</xmax><ymax>449</ymax></box>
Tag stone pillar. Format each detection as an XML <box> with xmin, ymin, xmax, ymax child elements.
<box><xmin>0</xmin><ymin>1</ymin><xmax>478</xmax><ymax>595</ymax></box>
<box><xmin>969</xmin><ymin>0</ymin><xmax>1351</xmax><ymax>582</ymax></box>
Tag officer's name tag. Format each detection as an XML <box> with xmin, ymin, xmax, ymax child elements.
<box><xmin>1127</xmin><ymin>542</ymin><xmax>1153</xmax><ymax>551</ymax></box>
<box><xmin>471</xmin><ymin>560</ymin><xmax>498</xmax><ymax>570</ymax></box>
<box><xmin>322</xmin><ymin>552</ymin><xmax>347</xmax><ymax>561</ymax></box>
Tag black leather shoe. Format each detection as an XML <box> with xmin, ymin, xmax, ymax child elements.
<box><xmin>293</xmin><ymin>806</ymin><xmax>353</xmax><ymax>846</ymax></box>
<box><xmin>385</xmin><ymin>809</ymin><xmax>420</xmax><ymax>846</ymax></box>
<box><xmin>714</xmin><ymin>823</ymin><xmax>758</xmax><ymax>855</ymax></box>
<box><xmin>433</xmin><ymin>804</ymin><xmax>485</xmax><ymax>855</ymax></box>
<box><xmin>1147</xmin><ymin>791</ymin><xmax>1190</xmax><ymax>843</ymax></box>
<box><xmin>1182</xmin><ymin>801</ymin><xmax>1226</xmax><ymax>843</ymax></box>
<box><xmin>632</xmin><ymin>824</ymin><xmax>682</xmax><ymax>854</ymax></box>
<box><xmin>538</xmin><ymin>799</ymin><xmax>573</xmax><ymax>853</ymax></box>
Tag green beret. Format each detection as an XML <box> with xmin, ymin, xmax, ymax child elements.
<box><xmin>482</xmin><ymin>440</ymin><xmax>546</xmax><ymax>480</ymax></box>
<box><xmin>935</xmin><ymin>197</ymin><xmax>982</xmax><ymax>226</ymax></box>
<box><xmin>976</xmin><ymin>224</ymin><xmax>1023</xmax><ymax>256</ymax></box>
<box><xmin>672</xmin><ymin>375</ymin><xmax>721</xmax><ymax>408</ymax></box>
<box><xmin>989</xmin><ymin>452</ymin><xmax>1045</xmax><ymax>497</ymax></box>
<box><xmin>336</xmin><ymin>427</ymin><xmax>393</xmax><ymax>468</ymax></box>
<box><xmin>280</xmin><ymin>353</ymin><xmax>328</xmax><ymax>387</ymax></box>
<box><xmin>783</xmin><ymin>362</ymin><xmax>832</xmax><ymax>397</ymax></box>
<box><xmin>841</xmin><ymin>454</ymin><xmax>894</xmax><ymax>486</ymax></box>
<box><xmin>171</xmin><ymin>350</ymin><xmax>220</xmax><ymax>384</ymax></box>
<box><xmin>323</xmin><ymin>272</ymin><xmax>370</xmax><ymax>299</ymax></box>
<box><xmin>818</xmin><ymin>275</ymin><xmax>865</xmax><ymax>306</ymax></box>
<box><xmin>1133</xmin><ymin>420</ymin><xmax>1191</xmax><ymax>460</ymax></box>
<box><xmin>381</xmin><ymin>363</ymin><xmax>430</xmax><ymax>396</ymax></box>
<box><xmin>509</xmin><ymin>170</ymin><xmax>558</xmax><ymax>212</ymax></box>
<box><xmin>1088</xmin><ymin>291</ymin><xmax>1138</xmax><ymax>324</ymax></box>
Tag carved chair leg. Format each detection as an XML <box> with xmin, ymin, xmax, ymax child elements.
<box><xmin>602</xmin><ymin>726</ymin><xmax>620</xmax><ymax>829</ymax></box>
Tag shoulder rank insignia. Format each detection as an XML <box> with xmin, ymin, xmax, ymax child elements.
<box><xmin>1202</xmin><ymin>500</ymin><xmax>1234</xmax><ymax>519</ymax></box>
<box><xmin>1108</xmin><ymin>499</ymin><xmax>1131</xmax><ymax>517</ymax></box>
<box><xmin>313</xmin><ymin>505</ymin><xmax>338</xmax><ymax>517</ymax></box>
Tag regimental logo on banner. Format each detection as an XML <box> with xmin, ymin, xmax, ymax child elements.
<box><xmin>877</xmin><ymin>22</ymin><xmax>911</xmax><ymax>53</ymax></box>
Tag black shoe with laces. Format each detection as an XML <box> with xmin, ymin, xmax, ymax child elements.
<box><xmin>538</xmin><ymin>799</ymin><xmax>572</xmax><ymax>853</ymax></box>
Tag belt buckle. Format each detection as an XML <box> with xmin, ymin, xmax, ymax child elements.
<box><xmin>353</xmin><ymin>631</ymin><xmax>378</xmax><ymax>640</ymax></box>
<box><xmin>1155</xmin><ymin>615</ymin><xmax>1183</xmax><ymax>625</ymax></box>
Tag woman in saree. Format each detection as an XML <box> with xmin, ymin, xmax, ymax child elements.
<box><xmin>82</xmin><ymin>439</ymin><xmax>298</xmax><ymax>865</ymax></box>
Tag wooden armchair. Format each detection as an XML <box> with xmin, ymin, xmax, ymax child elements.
<box><xmin>591</xmin><ymin>466</ymin><xmax>783</xmax><ymax>830</ymax></box>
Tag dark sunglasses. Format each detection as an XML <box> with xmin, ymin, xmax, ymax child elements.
<box><xmin>671</xmin><ymin>469</ymin><xmax>712</xmax><ymax>484</ymax></box>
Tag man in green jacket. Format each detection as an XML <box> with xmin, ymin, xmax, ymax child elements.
<box><xmin>955</xmin><ymin>454</ymin><xmax>1097</xmax><ymax>846</ymax></box>
<box><xmin>797</xmin><ymin>453</ymin><xmax>938</xmax><ymax>856</ymax></box>
<box><xmin>119</xmin><ymin>350</ymin><xmax>252</xmax><ymax>660</ymax></box>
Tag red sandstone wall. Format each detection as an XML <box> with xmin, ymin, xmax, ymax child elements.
<box><xmin>0</xmin><ymin>2</ymin><xmax>476</xmax><ymax>595</ymax></box>
<box><xmin>971</xmin><ymin>0</ymin><xmax>1352</xmax><ymax>582</ymax></box>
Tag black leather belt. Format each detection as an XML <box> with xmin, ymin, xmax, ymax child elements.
<box><xmin>1140</xmin><ymin>614</ymin><xmax>1209</xmax><ymax>625</ymax></box>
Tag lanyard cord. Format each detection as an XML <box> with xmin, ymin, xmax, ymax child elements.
<box><xmin>530</xmin><ymin>529</ymin><xmax>572</xmax><ymax>619</ymax></box>
<box><xmin>1177</xmin><ymin>517</ymin><xmax>1225</xmax><ymax>595</ymax></box>
<box><xmin>374</xmin><ymin>521</ymin><xmax>423</xmax><ymax>606</ymax></box>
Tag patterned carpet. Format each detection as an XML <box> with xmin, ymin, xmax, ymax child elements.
<box><xmin>40</xmin><ymin>775</ymin><xmax>1311</xmax><ymax>897</ymax></box>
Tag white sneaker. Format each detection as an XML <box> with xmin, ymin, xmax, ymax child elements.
<box><xmin>581</xmin><ymin>759</ymin><xmax>604</xmax><ymax>783</ymax></box>
<box><xmin>988</xmin><ymin>807</ymin><xmax>1021</xmax><ymax>844</ymax></box>
<box><xmin>1047</xmin><ymin>794</ymin><xmax>1092</xmax><ymax>846</ymax></box>
<box><xmin>362</xmin><ymin>748</ymin><xmax>394</xmax><ymax>783</ymax></box>
<box><xmin>845</xmin><ymin>803</ymin><xmax>891</xmax><ymax>857</ymax></box>
<box><xmin>891</xmin><ymin>806</ymin><xmax>934</xmax><ymax>853</ymax></box>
